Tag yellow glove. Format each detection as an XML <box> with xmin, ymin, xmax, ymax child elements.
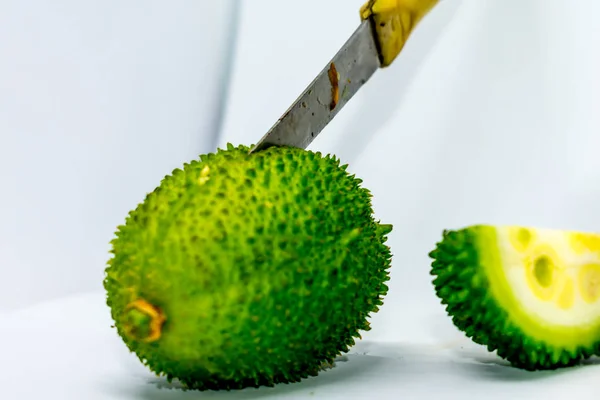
<box><xmin>360</xmin><ymin>0</ymin><xmax>440</xmax><ymax>67</ymax></box>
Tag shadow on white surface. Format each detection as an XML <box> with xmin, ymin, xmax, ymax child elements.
<box><xmin>109</xmin><ymin>343</ymin><xmax>600</xmax><ymax>400</ymax></box>
<box><xmin>131</xmin><ymin>354</ymin><xmax>384</xmax><ymax>400</ymax></box>
<box><xmin>1</xmin><ymin>292</ymin><xmax>598</xmax><ymax>399</ymax></box>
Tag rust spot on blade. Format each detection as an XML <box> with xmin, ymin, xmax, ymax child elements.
<box><xmin>328</xmin><ymin>62</ymin><xmax>339</xmax><ymax>111</ymax></box>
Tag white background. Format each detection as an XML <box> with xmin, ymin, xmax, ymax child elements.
<box><xmin>2</xmin><ymin>0</ymin><xmax>600</xmax><ymax>398</ymax></box>
<box><xmin>0</xmin><ymin>0</ymin><xmax>238</xmax><ymax>310</ymax></box>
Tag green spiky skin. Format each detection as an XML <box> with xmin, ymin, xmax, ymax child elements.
<box><xmin>429</xmin><ymin>225</ymin><xmax>600</xmax><ymax>371</ymax></box>
<box><xmin>104</xmin><ymin>143</ymin><xmax>392</xmax><ymax>390</ymax></box>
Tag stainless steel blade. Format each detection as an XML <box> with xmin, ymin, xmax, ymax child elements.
<box><xmin>249</xmin><ymin>19</ymin><xmax>381</xmax><ymax>153</ymax></box>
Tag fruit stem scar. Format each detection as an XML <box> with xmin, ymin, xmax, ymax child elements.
<box><xmin>123</xmin><ymin>299</ymin><xmax>166</xmax><ymax>343</ymax></box>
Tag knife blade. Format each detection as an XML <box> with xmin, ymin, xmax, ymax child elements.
<box><xmin>249</xmin><ymin>0</ymin><xmax>440</xmax><ymax>154</ymax></box>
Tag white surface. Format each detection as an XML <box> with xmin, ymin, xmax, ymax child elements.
<box><xmin>0</xmin><ymin>0</ymin><xmax>237</xmax><ymax>311</ymax></box>
<box><xmin>0</xmin><ymin>292</ymin><xmax>598</xmax><ymax>399</ymax></box>
<box><xmin>219</xmin><ymin>0</ymin><xmax>600</xmax><ymax>344</ymax></box>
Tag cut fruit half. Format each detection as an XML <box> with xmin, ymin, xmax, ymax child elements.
<box><xmin>429</xmin><ymin>225</ymin><xmax>600</xmax><ymax>370</ymax></box>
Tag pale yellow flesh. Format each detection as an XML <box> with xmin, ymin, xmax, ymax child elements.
<box><xmin>496</xmin><ymin>226</ymin><xmax>600</xmax><ymax>327</ymax></box>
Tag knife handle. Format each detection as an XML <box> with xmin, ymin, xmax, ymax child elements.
<box><xmin>360</xmin><ymin>0</ymin><xmax>440</xmax><ymax>67</ymax></box>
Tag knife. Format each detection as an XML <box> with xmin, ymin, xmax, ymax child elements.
<box><xmin>249</xmin><ymin>0</ymin><xmax>441</xmax><ymax>154</ymax></box>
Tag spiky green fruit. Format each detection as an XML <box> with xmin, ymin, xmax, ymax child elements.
<box><xmin>429</xmin><ymin>225</ymin><xmax>600</xmax><ymax>370</ymax></box>
<box><xmin>104</xmin><ymin>143</ymin><xmax>392</xmax><ymax>390</ymax></box>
